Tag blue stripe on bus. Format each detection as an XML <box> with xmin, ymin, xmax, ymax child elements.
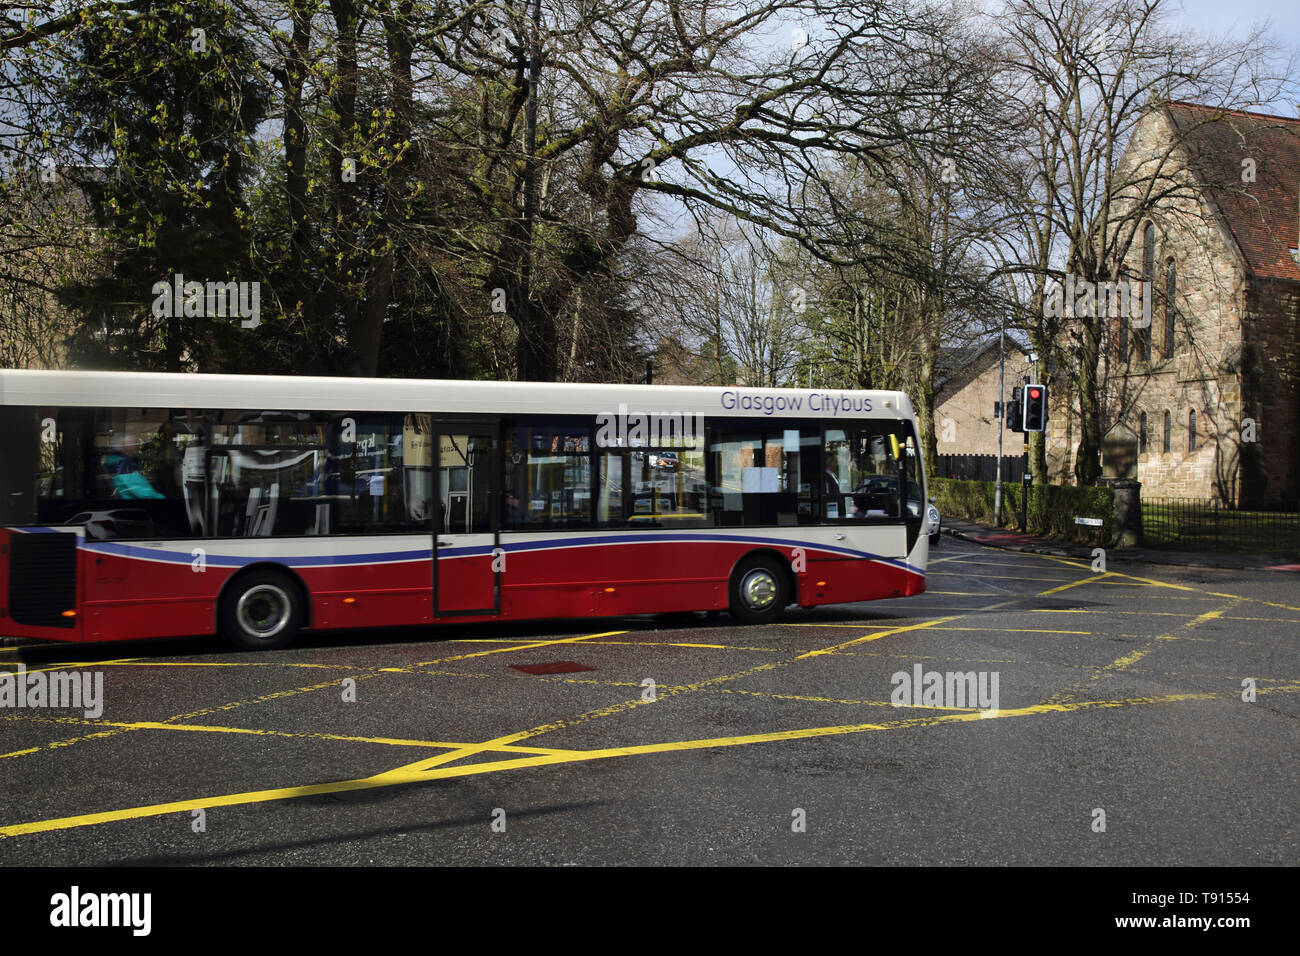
<box><xmin>27</xmin><ymin>527</ymin><xmax>924</xmax><ymax>577</ymax></box>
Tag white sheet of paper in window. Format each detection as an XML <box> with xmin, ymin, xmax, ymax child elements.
<box><xmin>742</xmin><ymin>466</ymin><xmax>778</xmax><ymax>493</ymax></box>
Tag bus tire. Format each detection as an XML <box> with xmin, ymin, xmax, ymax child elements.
<box><xmin>219</xmin><ymin>568</ymin><xmax>303</xmax><ymax>651</ymax></box>
<box><xmin>729</xmin><ymin>555</ymin><xmax>788</xmax><ymax>625</ymax></box>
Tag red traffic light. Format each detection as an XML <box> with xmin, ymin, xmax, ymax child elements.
<box><xmin>1028</xmin><ymin>388</ymin><xmax>1041</xmax><ymax>399</ymax></box>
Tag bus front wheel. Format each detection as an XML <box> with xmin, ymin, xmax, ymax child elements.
<box><xmin>729</xmin><ymin>556</ymin><xmax>788</xmax><ymax>625</ymax></box>
<box><xmin>219</xmin><ymin>569</ymin><xmax>304</xmax><ymax>651</ymax></box>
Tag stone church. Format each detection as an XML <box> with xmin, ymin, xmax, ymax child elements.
<box><xmin>1047</xmin><ymin>101</ymin><xmax>1300</xmax><ymax>505</ymax></box>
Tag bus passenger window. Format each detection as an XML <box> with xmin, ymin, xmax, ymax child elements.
<box><xmin>824</xmin><ymin>426</ymin><xmax>905</xmax><ymax>521</ymax></box>
<box><xmin>502</xmin><ymin>421</ymin><xmax>591</xmax><ymax>529</ymax></box>
<box><xmin>708</xmin><ymin>424</ymin><xmax>818</xmax><ymax>526</ymax></box>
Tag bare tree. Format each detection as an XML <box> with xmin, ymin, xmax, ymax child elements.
<box><xmin>986</xmin><ymin>0</ymin><xmax>1297</xmax><ymax>484</ymax></box>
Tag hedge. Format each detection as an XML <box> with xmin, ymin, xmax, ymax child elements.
<box><xmin>929</xmin><ymin>477</ymin><xmax>1115</xmax><ymax>544</ymax></box>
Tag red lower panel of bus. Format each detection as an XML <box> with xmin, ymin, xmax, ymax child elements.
<box><xmin>0</xmin><ymin>529</ymin><xmax>924</xmax><ymax>644</ymax></box>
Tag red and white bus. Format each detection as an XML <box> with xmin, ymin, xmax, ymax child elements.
<box><xmin>0</xmin><ymin>370</ymin><xmax>929</xmax><ymax>649</ymax></box>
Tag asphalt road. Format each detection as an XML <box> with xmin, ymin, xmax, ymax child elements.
<box><xmin>2</xmin><ymin>537</ymin><xmax>1297</xmax><ymax>865</ymax></box>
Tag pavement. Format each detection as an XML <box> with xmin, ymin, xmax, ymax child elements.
<box><xmin>941</xmin><ymin>516</ymin><xmax>1300</xmax><ymax>572</ymax></box>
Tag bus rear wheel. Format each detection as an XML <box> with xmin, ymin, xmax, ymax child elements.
<box><xmin>729</xmin><ymin>556</ymin><xmax>788</xmax><ymax>625</ymax></box>
<box><xmin>219</xmin><ymin>569</ymin><xmax>303</xmax><ymax>651</ymax></box>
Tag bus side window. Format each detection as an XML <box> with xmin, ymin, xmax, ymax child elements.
<box><xmin>824</xmin><ymin>425</ymin><xmax>905</xmax><ymax>522</ymax></box>
<box><xmin>708</xmin><ymin>423</ymin><xmax>817</xmax><ymax>526</ymax></box>
<box><xmin>502</xmin><ymin>420</ymin><xmax>591</xmax><ymax>529</ymax></box>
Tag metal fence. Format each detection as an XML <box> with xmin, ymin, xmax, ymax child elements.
<box><xmin>935</xmin><ymin>454</ymin><xmax>1027</xmax><ymax>483</ymax></box>
<box><xmin>1142</xmin><ymin>498</ymin><xmax>1300</xmax><ymax>555</ymax></box>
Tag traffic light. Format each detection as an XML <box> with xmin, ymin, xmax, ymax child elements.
<box><xmin>1022</xmin><ymin>384</ymin><xmax>1047</xmax><ymax>432</ymax></box>
<box><xmin>1007</xmin><ymin>386</ymin><xmax>1024</xmax><ymax>433</ymax></box>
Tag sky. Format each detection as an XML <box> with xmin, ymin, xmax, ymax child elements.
<box><xmin>1172</xmin><ymin>0</ymin><xmax>1300</xmax><ymax>115</ymax></box>
<box><xmin>1176</xmin><ymin>0</ymin><xmax>1300</xmax><ymax>48</ymax></box>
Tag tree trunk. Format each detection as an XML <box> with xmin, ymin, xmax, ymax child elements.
<box><xmin>284</xmin><ymin>1</ymin><xmax>314</xmax><ymax>339</ymax></box>
<box><xmin>1074</xmin><ymin>315</ymin><xmax>1103</xmax><ymax>485</ymax></box>
<box><xmin>330</xmin><ymin>0</ymin><xmax>363</xmax><ymax>371</ymax></box>
<box><xmin>346</xmin><ymin>0</ymin><xmax>415</xmax><ymax>378</ymax></box>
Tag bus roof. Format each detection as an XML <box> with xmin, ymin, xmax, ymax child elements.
<box><xmin>0</xmin><ymin>369</ymin><xmax>916</xmax><ymax>421</ymax></box>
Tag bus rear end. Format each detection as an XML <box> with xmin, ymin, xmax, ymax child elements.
<box><xmin>0</xmin><ymin>403</ymin><xmax>83</xmax><ymax>642</ymax></box>
<box><xmin>0</xmin><ymin>527</ymin><xmax>84</xmax><ymax>643</ymax></box>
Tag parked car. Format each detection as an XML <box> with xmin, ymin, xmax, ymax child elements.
<box><xmin>64</xmin><ymin>509</ymin><xmax>157</xmax><ymax>539</ymax></box>
<box><xmin>928</xmin><ymin>500</ymin><xmax>942</xmax><ymax>545</ymax></box>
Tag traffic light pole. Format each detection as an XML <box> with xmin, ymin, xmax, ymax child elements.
<box><xmin>1021</xmin><ymin>442</ymin><xmax>1030</xmax><ymax>532</ymax></box>
<box><xmin>994</xmin><ymin>322</ymin><xmax>1005</xmax><ymax>526</ymax></box>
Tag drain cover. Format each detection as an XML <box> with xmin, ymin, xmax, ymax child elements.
<box><xmin>509</xmin><ymin>661</ymin><xmax>596</xmax><ymax>675</ymax></box>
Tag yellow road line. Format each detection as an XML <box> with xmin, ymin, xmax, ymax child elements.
<box><xmin>362</xmin><ymin>630</ymin><xmax>632</xmax><ymax>774</ymax></box>
<box><xmin>410</xmin><ymin>630</ymin><xmax>628</xmax><ymax>666</ymax></box>
<box><xmin>782</xmin><ymin>622</ymin><xmax>921</xmax><ymax>628</ymax></box>
<box><xmin>789</xmin><ymin>622</ymin><xmax>1091</xmax><ymax>635</ymax></box>
<box><xmin>8</xmin><ymin>683</ymin><xmax>1298</xmax><ymax>840</ymax></box>
<box><xmin>386</xmin><ymin>610</ymin><xmax>955</xmax><ymax>774</ymax></box>
<box><xmin>1037</xmin><ymin>573</ymin><xmax>1113</xmax><ymax>595</ymax></box>
<box><xmin>1036</xmin><ymin>553</ymin><xmax>1300</xmax><ymax>611</ymax></box>
<box><xmin>931</xmin><ymin>558</ymin><xmax>1071</xmax><ymax>568</ymax></box>
<box><xmin>0</xmin><ymin>658</ymin><xmax>141</xmax><ymax>675</ymax></box>
<box><xmin>1044</xmin><ymin>599</ymin><xmax>1242</xmax><ymax>705</ymax></box>
<box><xmin>107</xmin><ymin>721</ymin><xmax>586</xmax><ymax>755</ymax></box>
<box><xmin>796</xmin><ymin>590</ymin><xmax>1060</xmax><ymax>662</ymax></box>
<box><xmin>925</xmin><ymin>554</ymin><xmax>972</xmax><ymax>565</ymax></box>
<box><xmin>929</xmin><ymin>572</ymin><xmax>1079</xmax><ymax>582</ymax></box>
<box><xmin>451</xmin><ymin>638</ymin><xmax>779</xmax><ymax>651</ymax></box>
<box><xmin>924</xmin><ymin>626</ymin><xmax>1093</xmax><ymax>635</ymax></box>
<box><xmin>0</xmin><ymin>727</ymin><xmax>125</xmax><ymax>760</ymax></box>
<box><xmin>58</xmin><ymin>660</ymin><xmax>348</xmax><ymax>669</ymax></box>
<box><xmin>0</xmin><ymin>712</ymin><xmax>584</xmax><ymax>755</ymax></box>
<box><xmin>0</xmin><ymin>629</ymin><xmax>629</xmax><ymax>760</ymax></box>
<box><xmin>711</xmin><ymin>688</ymin><xmax>975</xmax><ymax>709</ymax></box>
<box><xmin>795</xmin><ymin>615</ymin><xmax>964</xmax><ymax>659</ymax></box>
<box><xmin>0</xmin><ymin>673</ymin><xmax>375</xmax><ymax>760</ymax></box>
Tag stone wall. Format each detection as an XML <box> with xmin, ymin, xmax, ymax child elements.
<box><xmin>1242</xmin><ymin>279</ymin><xmax>1300</xmax><ymax>501</ymax></box>
<box><xmin>934</xmin><ymin>344</ymin><xmax>1032</xmax><ymax>456</ymax></box>
<box><xmin>1101</xmin><ymin>107</ymin><xmax>1253</xmax><ymax>502</ymax></box>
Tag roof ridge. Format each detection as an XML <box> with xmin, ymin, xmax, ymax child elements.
<box><xmin>1165</xmin><ymin>100</ymin><xmax>1300</xmax><ymax>125</ymax></box>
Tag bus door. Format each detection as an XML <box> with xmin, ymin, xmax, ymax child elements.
<box><xmin>433</xmin><ymin>423</ymin><xmax>499</xmax><ymax>615</ymax></box>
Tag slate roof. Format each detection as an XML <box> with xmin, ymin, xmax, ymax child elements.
<box><xmin>1164</xmin><ymin>101</ymin><xmax>1300</xmax><ymax>283</ymax></box>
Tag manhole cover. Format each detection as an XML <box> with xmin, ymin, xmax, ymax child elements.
<box><xmin>509</xmin><ymin>661</ymin><xmax>596</xmax><ymax>675</ymax></box>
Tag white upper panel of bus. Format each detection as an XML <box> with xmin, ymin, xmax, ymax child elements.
<box><xmin>0</xmin><ymin>369</ymin><xmax>915</xmax><ymax>421</ymax></box>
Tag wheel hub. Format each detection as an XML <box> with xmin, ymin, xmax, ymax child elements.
<box><xmin>237</xmin><ymin>584</ymin><xmax>291</xmax><ymax>637</ymax></box>
<box><xmin>741</xmin><ymin>569</ymin><xmax>777</xmax><ymax>610</ymax></box>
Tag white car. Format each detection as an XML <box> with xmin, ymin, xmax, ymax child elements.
<box><xmin>64</xmin><ymin>509</ymin><xmax>156</xmax><ymax>539</ymax></box>
<box><xmin>927</xmin><ymin>500</ymin><xmax>942</xmax><ymax>546</ymax></box>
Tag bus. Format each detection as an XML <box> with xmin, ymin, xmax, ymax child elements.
<box><xmin>0</xmin><ymin>370</ymin><xmax>930</xmax><ymax>650</ymax></box>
